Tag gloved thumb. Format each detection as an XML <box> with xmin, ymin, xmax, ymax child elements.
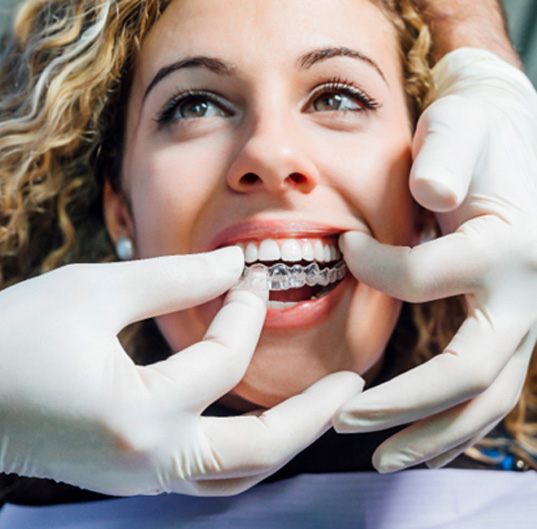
<box><xmin>410</xmin><ymin>95</ymin><xmax>487</xmax><ymax>212</ymax></box>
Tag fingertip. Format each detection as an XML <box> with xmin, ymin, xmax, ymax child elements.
<box><xmin>335</xmin><ymin>371</ymin><xmax>366</xmax><ymax>399</ymax></box>
<box><xmin>329</xmin><ymin>374</ymin><xmax>366</xmax><ymax>434</ymax></box>
<box><xmin>410</xmin><ymin>171</ymin><xmax>464</xmax><ymax>212</ymax></box>
<box><xmin>332</xmin><ymin>397</ymin><xmax>373</xmax><ymax>434</ymax></box>
<box><xmin>305</xmin><ymin>370</ymin><xmax>365</xmax><ymax>399</ymax></box>
<box><xmin>224</xmin><ymin>286</ymin><xmax>268</xmax><ymax>311</ymax></box>
<box><xmin>208</xmin><ymin>246</ymin><xmax>245</xmax><ymax>279</ymax></box>
<box><xmin>332</xmin><ymin>409</ymin><xmax>356</xmax><ymax>434</ymax></box>
<box><xmin>338</xmin><ymin>231</ymin><xmax>371</xmax><ymax>255</ymax></box>
<box><xmin>371</xmin><ymin>449</ymin><xmax>403</xmax><ymax>474</ymax></box>
<box><xmin>371</xmin><ymin>449</ymin><xmax>383</xmax><ymax>473</ymax></box>
<box><xmin>347</xmin><ymin>371</ymin><xmax>366</xmax><ymax>393</ymax></box>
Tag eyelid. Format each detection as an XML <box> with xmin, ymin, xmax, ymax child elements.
<box><xmin>154</xmin><ymin>89</ymin><xmax>234</xmax><ymax>126</ymax></box>
<box><xmin>307</xmin><ymin>78</ymin><xmax>381</xmax><ymax>111</ymax></box>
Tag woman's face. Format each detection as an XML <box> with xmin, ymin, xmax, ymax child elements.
<box><xmin>104</xmin><ymin>0</ymin><xmax>417</xmax><ymax>407</ymax></box>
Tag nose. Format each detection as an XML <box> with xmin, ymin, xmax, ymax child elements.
<box><xmin>226</xmin><ymin>113</ymin><xmax>320</xmax><ymax>195</ymax></box>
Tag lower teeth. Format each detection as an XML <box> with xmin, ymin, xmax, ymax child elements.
<box><xmin>267</xmin><ymin>282</ymin><xmax>339</xmax><ymax>309</ymax></box>
<box><xmin>268</xmin><ymin>300</ymin><xmax>300</xmax><ymax>309</ymax></box>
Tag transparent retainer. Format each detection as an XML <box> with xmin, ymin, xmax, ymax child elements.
<box><xmin>239</xmin><ymin>261</ymin><xmax>347</xmax><ymax>291</ymax></box>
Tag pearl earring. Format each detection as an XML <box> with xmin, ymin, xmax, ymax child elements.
<box><xmin>116</xmin><ymin>236</ymin><xmax>134</xmax><ymax>261</ymax></box>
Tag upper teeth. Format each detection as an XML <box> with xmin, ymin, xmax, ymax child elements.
<box><xmin>235</xmin><ymin>238</ymin><xmax>340</xmax><ymax>263</ymax></box>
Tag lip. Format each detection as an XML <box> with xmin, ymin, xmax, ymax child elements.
<box><xmin>203</xmin><ymin>219</ymin><xmax>355</xmax><ymax>330</ymax></box>
<box><xmin>208</xmin><ymin>219</ymin><xmax>345</xmax><ymax>250</ymax></box>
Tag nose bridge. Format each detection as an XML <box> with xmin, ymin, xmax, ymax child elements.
<box><xmin>248</xmin><ymin>106</ymin><xmax>299</xmax><ymax>170</ymax></box>
<box><xmin>247</xmin><ymin>83</ymin><xmax>302</xmax><ymax>157</ymax></box>
<box><xmin>226</xmin><ymin>87</ymin><xmax>319</xmax><ymax>195</ymax></box>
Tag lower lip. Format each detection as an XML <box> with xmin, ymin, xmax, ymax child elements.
<box><xmin>264</xmin><ymin>274</ymin><xmax>354</xmax><ymax>329</ymax></box>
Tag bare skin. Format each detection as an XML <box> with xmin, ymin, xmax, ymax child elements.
<box><xmin>104</xmin><ymin>0</ymin><xmax>418</xmax><ymax>408</ymax></box>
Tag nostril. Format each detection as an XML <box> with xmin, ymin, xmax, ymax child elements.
<box><xmin>241</xmin><ymin>172</ymin><xmax>260</xmax><ymax>185</ymax></box>
<box><xmin>288</xmin><ymin>172</ymin><xmax>308</xmax><ymax>185</ymax></box>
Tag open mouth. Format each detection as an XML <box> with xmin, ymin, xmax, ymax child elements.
<box><xmin>236</xmin><ymin>236</ymin><xmax>347</xmax><ymax>308</ymax></box>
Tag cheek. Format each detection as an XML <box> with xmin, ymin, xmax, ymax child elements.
<box><xmin>346</xmin><ymin>290</ymin><xmax>402</xmax><ymax>375</ymax></box>
<box><xmin>328</xmin><ymin>130</ymin><xmax>414</xmax><ymax>244</ymax></box>
<box><xmin>127</xmin><ymin>141</ymin><xmax>229</xmax><ymax>257</ymax></box>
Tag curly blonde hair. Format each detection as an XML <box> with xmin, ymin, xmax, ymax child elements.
<box><xmin>0</xmin><ymin>0</ymin><xmax>535</xmax><ymax>459</ymax></box>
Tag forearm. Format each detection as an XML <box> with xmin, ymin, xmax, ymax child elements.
<box><xmin>418</xmin><ymin>0</ymin><xmax>522</xmax><ymax>68</ymax></box>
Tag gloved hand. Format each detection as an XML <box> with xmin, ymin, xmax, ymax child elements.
<box><xmin>0</xmin><ymin>246</ymin><xmax>362</xmax><ymax>495</ymax></box>
<box><xmin>333</xmin><ymin>48</ymin><xmax>537</xmax><ymax>471</ymax></box>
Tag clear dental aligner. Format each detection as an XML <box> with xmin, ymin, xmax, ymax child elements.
<box><xmin>240</xmin><ymin>261</ymin><xmax>347</xmax><ymax>291</ymax></box>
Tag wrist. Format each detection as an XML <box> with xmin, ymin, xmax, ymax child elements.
<box><xmin>419</xmin><ymin>0</ymin><xmax>522</xmax><ymax>69</ymax></box>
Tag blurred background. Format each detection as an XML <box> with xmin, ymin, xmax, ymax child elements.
<box><xmin>1</xmin><ymin>0</ymin><xmax>537</xmax><ymax>84</ymax></box>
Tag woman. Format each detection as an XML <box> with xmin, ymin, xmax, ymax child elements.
<box><xmin>0</xmin><ymin>0</ymin><xmax>535</xmax><ymax>504</ymax></box>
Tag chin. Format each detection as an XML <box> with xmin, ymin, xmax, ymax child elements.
<box><xmin>158</xmin><ymin>279</ymin><xmax>400</xmax><ymax>412</ymax></box>
<box><xmin>227</xmin><ymin>330</ymin><xmax>388</xmax><ymax>410</ymax></box>
<box><xmin>230</xmin><ymin>366</ymin><xmax>322</xmax><ymax>409</ymax></box>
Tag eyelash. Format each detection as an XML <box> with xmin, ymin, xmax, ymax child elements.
<box><xmin>154</xmin><ymin>75</ymin><xmax>381</xmax><ymax>127</ymax></box>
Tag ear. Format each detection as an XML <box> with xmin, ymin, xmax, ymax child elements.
<box><xmin>103</xmin><ymin>179</ymin><xmax>136</xmax><ymax>253</ymax></box>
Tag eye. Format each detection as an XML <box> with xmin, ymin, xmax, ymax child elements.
<box><xmin>155</xmin><ymin>79</ymin><xmax>381</xmax><ymax>129</ymax></box>
<box><xmin>310</xmin><ymin>77</ymin><xmax>381</xmax><ymax>114</ymax></box>
<box><xmin>155</xmin><ymin>90</ymin><xmax>230</xmax><ymax>127</ymax></box>
<box><xmin>176</xmin><ymin>96</ymin><xmax>223</xmax><ymax>119</ymax></box>
<box><xmin>313</xmin><ymin>92</ymin><xmax>363</xmax><ymax>112</ymax></box>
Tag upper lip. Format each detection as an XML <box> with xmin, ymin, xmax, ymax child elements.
<box><xmin>208</xmin><ymin>219</ymin><xmax>347</xmax><ymax>251</ymax></box>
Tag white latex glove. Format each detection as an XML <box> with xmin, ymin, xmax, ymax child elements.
<box><xmin>0</xmin><ymin>247</ymin><xmax>362</xmax><ymax>496</ymax></box>
<box><xmin>333</xmin><ymin>48</ymin><xmax>537</xmax><ymax>472</ymax></box>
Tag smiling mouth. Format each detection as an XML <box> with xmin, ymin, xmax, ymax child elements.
<box><xmin>236</xmin><ymin>236</ymin><xmax>347</xmax><ymax>308</ymax></box>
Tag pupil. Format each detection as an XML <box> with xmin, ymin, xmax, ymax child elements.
<box><xmin>318</xmin><ymin>93</ymin><xmax>342</xmax><ymax>111</ymax></box>
<box><xmin>181</xmin><ymin>98</ymin><xmax>208</xmax><ymax>118</ymax></box>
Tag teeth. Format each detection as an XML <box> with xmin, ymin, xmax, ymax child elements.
<box><xmin>269</xmin><ymin>263</ymin><xmax>290</xmax><ymax>290</ymax></box>
<box><xmin>318</xmin><ymin>267</ymin><xmax>329</xmax><ymax>287</ymax></box>
<box><xmin>328</xmin><ymin>268</ymin><xmax>336</xmax><ymax>283</ymax></box>
<box><xmin>289</xmin><ymin>264</ymin><xmax>306</xmax><ymax>288</ymax></box>
<box><xmin>305</xmin><ymin>262</ymin><xmax>320</xmax><ymax>287</ymax></box>
<box><xmin>235</xmin><ymin>237</ymin><xmax>341</xmax><ymax>264</ymax></box>
<box><xmin>280</xmin><ymin>239</ymin><xmax>302</xmax><ymax>262</ymax></box>
<box><xmin>258</xmin><ymin>239</ymin><xmax>280</xmax><ymax>261</ymax></box>
<box><xmin>268</xmin><ymin>300</ymin><xmax>300</xmax><ymax>309</ymax></box>
<box><xmin>239</xmin><ymin>261</ymin><xmax>347</xmax><ymax>292</ymax></box>
<box><xmin>302</xmin><ymin>241</ymin><xmax>314</xmax><ymax>261</ymax></box>
<box><xmin>245</xmin><ymin>242</ymin><xmax>258</xmax><ymax>263</ymax></box>
<box><xmin>313</xmin><ymin>240</ymin><xmax>325</xmax><ymax>262</ymax></box>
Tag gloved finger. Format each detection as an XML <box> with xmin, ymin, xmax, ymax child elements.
<box><xmin>334</xmin><ymin>314</ymin><xmax>530</xmax><ymax>433</ymax></box>
<box><xmin>426</xmin><ymin>328</ymin><xmax>537</xmax><ymax>471</ymax></box>
<box><xmin>339</xmin><ymin>229</ymin><xmax>485</xmax><ymax>302</ymax></box>
<box><xmin>141</xmin><ymin>286</ymin><xmax>268</xmax><ymax>409</ymax></box>
<box><xmin>372</xmin><ymin>405</ymin><xmax>497</xmax><ymax>474</ymax></box>
<box><xmin>97</xmin><ymin>246</ymin><xmax>245</xmax><ymax>333</ymax></box>
<box><xmin>191</xmin><ymin>469</ymin><xmax>276</xmax><ymax>497</ymax></box>
<box><xmin>424</xmin><ymin>425</ymin><xmax>494</xmax><ymax>470</ymax></box>
<box><xmin>370</xmin><ymin>333</ymin><xmax>532</xmax><ymax>473</ymax></box>
<box><xmin>195</xmin><ymin>371</ymin><xmax>363</xmax><ymax>479</ymax></box>
<box><xmin>410</xmin><ymin>95</ymin><xmax>487</xmax><ymax>212</ymax></box>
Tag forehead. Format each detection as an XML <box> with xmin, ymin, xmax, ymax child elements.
<box><xmin>139</xmin><ymin>0</ymin><xmax>401</xmax><ymax>84</ymax></box>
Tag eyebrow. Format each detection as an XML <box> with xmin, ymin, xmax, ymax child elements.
<box><xmin>143</xmin><ymin>46</ymin><xmax>387</xmax><ymax>102</ymax></box>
